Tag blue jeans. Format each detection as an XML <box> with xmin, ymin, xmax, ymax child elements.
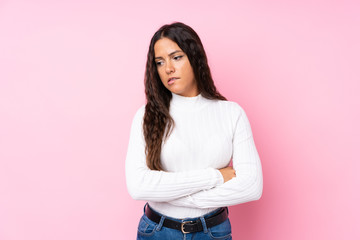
<box><xmin>137</xmin><ymin>203</ymin><xmax>232</xmax><ymax>240</ymax></box>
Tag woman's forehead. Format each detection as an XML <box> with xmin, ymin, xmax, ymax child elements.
<box><xmin>154</xmin><ymin>38</ymin><xmax>183</xmax><ymax>56</ymax></box>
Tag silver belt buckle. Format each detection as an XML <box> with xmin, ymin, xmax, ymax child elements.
<box><xmin>181</xmin><ymin>221</ymin><xmax>192</xmax><ymax>234</ymax></box>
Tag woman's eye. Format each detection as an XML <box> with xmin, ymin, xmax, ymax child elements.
<box><xmin>156</xmin><ymin>61</ymin><xmax>163</xmax><ymax>66</ymax></box>
<box><xmin>174</xmin><ymin>55</ymin><xmax>183</xmax><ymax>60</ymax></box>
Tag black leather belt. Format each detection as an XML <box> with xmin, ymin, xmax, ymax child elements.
<box><xmin>145</xmin><ymin>204</ymin><xmax>229</xmax><ymax>234</ymax></box>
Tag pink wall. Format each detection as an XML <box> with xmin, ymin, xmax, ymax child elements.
<box><xmin>1</xmin><ymin>0</ymin><xmax>359</xmax><ymax>239</ymax></box>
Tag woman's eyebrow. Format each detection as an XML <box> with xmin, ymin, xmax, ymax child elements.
<box><xmin>155</xmin><ymin>50</ymin><xmax>183</xmax><ymax>60</ymax></box>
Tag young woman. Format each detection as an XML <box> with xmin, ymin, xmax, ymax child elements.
<box><xmin>125</xmin><ymin>22</ymin><xmax>263</xmax><ymax>240</ymax></box>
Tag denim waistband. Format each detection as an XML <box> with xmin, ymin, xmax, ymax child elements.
<box><xmin>143</xmin><ymin>202</ymin><xmax>228</xmax><ymax>222</ymax></box>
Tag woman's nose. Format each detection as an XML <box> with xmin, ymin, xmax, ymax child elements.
<box><xmin>165</xmin><ymin>61</ymin><xmax>175</xmax><ymax>74</ymax></box>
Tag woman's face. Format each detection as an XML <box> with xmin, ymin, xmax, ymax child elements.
<box><xmin>154</xmin><ymin>37</ymin><xmax>199</xmax><ymax>97</ymax></box>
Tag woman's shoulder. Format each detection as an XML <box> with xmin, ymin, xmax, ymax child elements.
<box><xmin>130</xmin><ymin>104</ymin><xmax>146</xmax><ymax>125</ymax></box>
<box><xmin>135</xmin><ymin>104</ymin><xmax>146</xmax><ymax>115</ymax></box>
<box><xmin>213</xmin><ymin>99</ymin><xmax>245</xmax><ymax>116</ymax></box>
<box><xmin>134</xmin><ymin>100</ymin><xmax>246</xmax><ymax>119</ymax></box>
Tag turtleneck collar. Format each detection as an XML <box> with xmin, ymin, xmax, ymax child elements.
<box><xmin>170</xmin><ymin>92</ymin><xmax>210</xmax><ymax>112</ymax></box>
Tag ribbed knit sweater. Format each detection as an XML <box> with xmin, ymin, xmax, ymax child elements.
<box><xmin>125</xmin><ymin>92</ymin><xmax>263</xmax><ymax>218</ymax></box>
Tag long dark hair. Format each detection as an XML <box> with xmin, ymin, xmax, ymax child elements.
<box><xmin>144</xmin><ymin>22</ymin><xmax>227</xmax><ymax>170</ymax></box>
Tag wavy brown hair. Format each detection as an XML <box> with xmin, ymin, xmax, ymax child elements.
<box><xmin>144</xmin><ymin>22</ymin><xmax>227</xmax><ymax>170</ymax></box>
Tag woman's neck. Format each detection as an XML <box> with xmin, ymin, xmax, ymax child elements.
<box><xmin>170</xmin><ymin>92</ymin><xmax>209</xmax><ymax>112</ymax></box>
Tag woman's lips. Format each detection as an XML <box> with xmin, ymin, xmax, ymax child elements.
<box><xmin>168</xmin><ymin>77</ymin><xmax>178</xmax><ymax>85</ymax></box>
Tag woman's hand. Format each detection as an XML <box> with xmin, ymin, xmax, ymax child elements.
<box><xmin>219</xmin><ymin>166</ymin><xmax>236</xmax><ymax>183</ymax></box>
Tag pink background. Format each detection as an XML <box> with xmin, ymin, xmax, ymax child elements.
<box><xmin>1</xmin><ymin>0</ymin><xmax>359</xmax><ymax>239</ymax></box>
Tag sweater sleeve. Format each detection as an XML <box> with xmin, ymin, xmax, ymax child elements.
<box><xmin>125</xmin><ymin>105</ymin><xmax>224</xmax><ymax>202</ymax></box>
<box><xmin>167</xmin><ymin>103</ymin><xmax>263</xmax><ymax>208</ymax></box>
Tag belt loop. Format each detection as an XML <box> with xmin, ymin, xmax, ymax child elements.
<box><xmin>143</xmin><ymin>202</ymin><xmax>148</xmax><ymax>213</ymax></box>
<box><xmin>200</xmin><ymin>216</ymin><xmax>208</xmax><ymax>233</ymax></box>
<box><xmin>156</xmin><ymin>215</ymin><xmax>166</xmax><ymax>231</ymax></box>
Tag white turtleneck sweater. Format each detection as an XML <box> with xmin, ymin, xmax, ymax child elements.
<box><xmin>125</xmin><ymin>92</ymin><xmax>263</xmax><ymax>219</ymax></box>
